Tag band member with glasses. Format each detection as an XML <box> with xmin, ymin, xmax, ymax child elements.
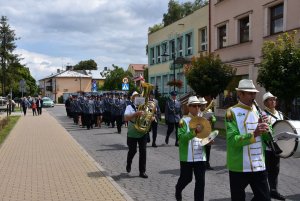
<box><xmin>263</xmin><ymin>92</ymin><xmax>285</xmax><ymax>200</ymax></box>
<box><xmin>225</xmin><ymin>79</ymin><xmax>271</xmax><ymax>201</ymax></box>
<box><xmin>175</xmin><ymin>96</ymin><xmax>207</xmax><ymax>201</ymax></box>
<box><xmin>124</xmin><ymin>91</ymin><xmax>149</xmax><ymax>179</ymax></box>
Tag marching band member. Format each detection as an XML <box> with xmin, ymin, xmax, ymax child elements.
<box><xmin>175</xmin><ymin>96</ymin><xmax>207</xmax><ymax>201</ymax></box>
<box><xmin>198</xmin><ymin>97</ymin><xmax>216</xmax><ymax>170</ymax></box>
<box><xmin>165</xmin><ymin>91</ymin><xmax>182</xmax><ymax>146</ymax></box>
<box><xmin>124</xmin><ymin>91</ymin><xmax>149</xmax><ymax>178</ymax></box>
<box><xmin>148</xmin><ymin>91</ymin><xmax>161</xmax><ymax>147</ymax></box>
<box><xmin>225</xmin><ymin>79</ymin><xmax>271</xmax><ymax>201</ymax></box>
<box><xmin>263</xmin><ymin>92</ymin><xmax>285</xmax><ymax>200</ymax></box>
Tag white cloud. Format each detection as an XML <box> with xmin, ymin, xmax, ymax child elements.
<box><xmin>0</xmin><ymin>0</ymin><xmax>170</xmax><ymax>80</ymax></box>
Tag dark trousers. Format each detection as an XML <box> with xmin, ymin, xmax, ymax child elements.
<box><xmin>229</xmin><ymin>171</ymin><xmax>271</xmax><ymax>201</ymax></box>
<box><xmin>127</xmin><ymin>135</ymin><xmax>147</xmax><ymax>173</ymax></box>
<box><xmin>265</xmin><ymin>150</ymin><xmax>280</xmax><ymax>191</ymax></box>
<box><xmin>37</xmin><ymin>107</ymin><xmax>42</xmax><ymax>115</ymax></box>
<box><xmin>84</xmin><ymin>113</ymin><xmax>94</xmax><ymax>129</ymax></box>
<box><xmin>32</xmin><ymin>108</ymin><xmax>37</xmax><ymax>116</ymax></box>
<box><xmin>22</xmin><ymin>107</ymin><xmax>27</xmax><ymax>116</ymax></box>
<box><xmin>73</xmin><ymin>112</ymin><xmax>79</xmax><ymax>124</ymax></box>
<box><xmin>151</xmin><ymin>121</ymin><xmax>158</xmax><ymax>144</ymax></box>
<box><xmin>166</xmin><ymin>122</ymin><xmax>179</xmax><ymax>143</ymax></box>
<box><xmin>176</xmin><ymin>161</ymin><xmax>206</xmax><ymax>201</ymax></box>
<box><xmin>113</xmin><ymin>115</ymin><xmax>123</xmax><ymax>133</ymax></box>
<box><xmin>205</xmin><ymin>145</ymin><xmax>211</xmax><ymax>165</ymax></box>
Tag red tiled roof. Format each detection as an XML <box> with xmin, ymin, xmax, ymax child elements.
<box><xmin>129</xmin><ymin>64</ymin><xmax>147</xmax><ymax>71</ymax></box>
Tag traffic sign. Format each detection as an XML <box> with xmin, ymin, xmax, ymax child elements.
<box><xmin>122</xmin><ymin>83</ymin><xmax>129</xmax><ymax>91</ymax></box>
<box><xmin>122</xmin><ymin>77</ymin><xmax>128</xmax><ymax>84</ymax></box>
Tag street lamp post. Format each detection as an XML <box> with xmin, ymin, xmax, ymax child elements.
<box><xmin>161</xmin><ymin>52</ymin><xmax>190</xmax><ymax>94</ymax></box>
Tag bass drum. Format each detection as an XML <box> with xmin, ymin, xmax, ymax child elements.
<box><xmin>273</xmin><ymin>120</ymin><xmax>300</xmax><ymax>158</ymax></box>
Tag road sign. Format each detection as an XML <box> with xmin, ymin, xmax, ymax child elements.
<box><xmin>122</xmin><ymin>83</ymin><xmax>129</xmax><ymax>91</ymax></box>
<box><xmin>122</xmin><ymin>77</ymin><xmax>128</xmax><ymax>84</ymax></box>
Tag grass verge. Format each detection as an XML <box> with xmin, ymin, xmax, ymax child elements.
<box><xmin>0</xmin><ymin>116</ymin><xmax>20</xmax><ymax>145</ymax></box>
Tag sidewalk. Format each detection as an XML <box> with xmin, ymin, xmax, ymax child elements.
<box><xmin>0</xmin><ymin>110</ymin><xmax>132</xmax><ymax>201</ymax></box>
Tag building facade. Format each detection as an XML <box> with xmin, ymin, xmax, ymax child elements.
<box><xmin>148</xmin><ymin>5</ymin><xmax>209</xmax><ymax>96</ymax></box>
<box><xmin>210</xmin><ymin>0</ymin><xmax>300</xmax><ymax>116</ymax></box>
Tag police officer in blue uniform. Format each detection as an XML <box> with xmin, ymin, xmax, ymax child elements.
<box><xmin>164</xmin><ymin>91</ymin><xmax>182</xmax><ymax>146</ymax></box>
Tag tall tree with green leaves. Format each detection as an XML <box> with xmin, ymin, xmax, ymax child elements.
<box><xmin>102</xmin><ymin>65</ymin><xmax>138</xmax><ymax>94</ymax></box>
<box><xmin>148</xmin><ymin>0</ymin><xmax>208</xmax><ymax>34</ymax></box>
<box><xmin>185</xmin><ymin>53</ymin><xmax>236</xmax><ymax>98</ymax></box>
<box><xmin>257</xmin><ymin>31</ymin><xmax>300</xmax><ymax>114</ymax></box>
<box><xmin>0</xmin><ymin>16</ymin><xmax>19</xmax><ymax>96</ymax></box>
<box><xmin>73</xmin><ymin>59</ymin><xmax>97</xmax><ymax>70</ymax></box>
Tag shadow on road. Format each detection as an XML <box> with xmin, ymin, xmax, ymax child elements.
<box><xmin>159</xmin><ymin>168</ymin><xmax>180</xmax><ymax>176</ymax></box>
<box><xmin>96</xmin><ymin>143</ymin><xmax>128</xmax><ymax>152</ymax></box>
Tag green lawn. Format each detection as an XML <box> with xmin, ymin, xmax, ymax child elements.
<box><xmin>0</xmin><ymin>116</ymin><xmax>20</xmax><ymax>145</ymax></box>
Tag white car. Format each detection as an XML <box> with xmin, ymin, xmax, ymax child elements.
<box><xmin>42</xmin><ymin>97</ymin><xmax>54</xmax><ymax>107</ymax></box>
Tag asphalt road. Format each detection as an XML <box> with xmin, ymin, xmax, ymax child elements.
<box><xmin>47</xmin><ymin>105</ymin><xmax>300</xmax><ymax>201</ymax></box>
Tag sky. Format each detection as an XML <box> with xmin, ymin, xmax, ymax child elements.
<box><xmin>0</xmin><ymin>0</ymin><xmax>190</xmax><ymax>81</ymax></box>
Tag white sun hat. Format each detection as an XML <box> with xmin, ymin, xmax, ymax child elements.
<box><xmin>198</xmin><ymin>97</ymin><xmax>207</xmax><ymax>105</ymax></box>
<box><xmin>263</xmin><ymin>92</ymin><xmax>277</xmax><ymax>102</ymax></box>
<box><xmin>187</xmin><ymin>96</ymin><xmax>201</xmax><ymax>105</ymax></box>
<box><xmin>235</xmin><ymin>79</ymin><xmax>259</xmax><ymax>92</ymax></box>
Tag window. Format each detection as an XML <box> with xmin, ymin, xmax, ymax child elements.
<box><xmin>156</xmin><ymin>45</ymin><xmax>161</xmax><ymax>63</ymax></box>
<box><xmin>177</xmin><ymin>36</ymin><xmax>183</xmax><ymax>57</ymax></box>
<box><xmin>218</xmin><ymin>25</ymin><xmax>227</xmax><ymax>48</ymax></box>
<box><xmin>199</xmin><ymin>27</ymin><xmax>207</xmax><ymax>51</ymax></box>
<box><xmin>239</xmin><ymin>16</ymin><xmax>249</xmax><ymax>43</ymax></box>
<box><xmin>162</xmin><ymin>42</ymin><xmax>168</xmax><ymax>62</ymax></box>
<box><xmin>169</xmin><ymin>40</ymin><xmax>175</xmax><ymax>59</ymax></box>
<box><xmin>150</xmin><ymin>48</ymin><xmax>155</xmax><ymax>65</ymax></box>
<box><xmin>186</xmin><ymin>33</ymin><xmax>193</xmax><ymax>55</ymax></box>
<box><xmin>270</xmin><ymin>3</ymin><xmax>283</xmax><ymax>35</ymax></box>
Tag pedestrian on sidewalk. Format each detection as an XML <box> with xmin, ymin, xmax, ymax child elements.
<box><xmin>36</xmin><ymin>96</ymin><xmax>43</xmax><ymax>115</ymax></box>
<box><xmin>31</xmin><ymin>99</ymin><xmax>37</xmax><ymax>116</ymax></box>
<box><xmin>124</xmin><ymin>91</ymin><xmax>150</xmax><ymax>179</ymax></box>
<box><xmin>21</xmin><ymin>97</ymin><xmax>30</xmax><ymax>116</ymax></box>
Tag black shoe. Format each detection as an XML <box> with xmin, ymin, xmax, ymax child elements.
<box><xmin>175</xmin><ymin>191</ymin><xmax>182</xmax><ymax>201</ymax></box>
<box><xmin>126</xmin><ymin>164</ymin><xmax>131</xmax><ymax>173</ymax></box>
<box><xmin>206</xmin><ymin>164</ymin><xmax>214</xmax><ymax>170</ymax></box>
<box><xmin>175</xmin><ymin>142</ymin><xmax>179</xmax><ymax>147</ymax></box>
<box><xmin>152</xmin><ymin>143</ymin><xmax>157</xmax><ymax>147</ymax></box>
<box><xmin>139</xmin><ymin>172</ymin><xmax>148</xmax><ymax>178</ymax></box>
<box><xmin>271</xmin><ymin>191</ymin><xmax>285</xmax><ymax>200</ymax></box>
<box><xmin>165</xmin><ymin>138</ymin><xmax>169</xmax><ymax>145</ymax></box>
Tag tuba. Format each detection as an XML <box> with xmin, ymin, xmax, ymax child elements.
<box><xmin>134</xmin><ymin>81</ymin><xmax>156</xmax><ymax>134</ymax></box>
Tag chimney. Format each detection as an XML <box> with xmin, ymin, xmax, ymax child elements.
<box><xmin>66</xmin><ymin>65</ymin><xmax>73</xmax><ymax>71</ymax></box>
<box><xmin>104</xmin><ymin>67</ymin><xmax>108</xmax><ymax>71</ymax></box>
<box><xmin>57</xmin><ymin>69</ymin><xmax>60</xmax><ymax>73</ymax></box>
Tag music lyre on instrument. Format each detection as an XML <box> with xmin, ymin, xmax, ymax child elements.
<box><xmin>253</xmin><ymin>100</ymin><xmax>283</xmax><ymax>155</ymax></box>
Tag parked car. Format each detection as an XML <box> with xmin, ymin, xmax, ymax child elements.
<box><xmin>0</xmin><ymin>97</ymin><xmax>7</xmax><ymax>111</ymax></box>
<box><xmin>42</xmin><ymin>97</ymin><xmax>54</xmax><ymax>107</ymax></box>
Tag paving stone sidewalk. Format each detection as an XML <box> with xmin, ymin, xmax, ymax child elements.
<box><xmin>0</xmin><ymin>111</ymin><xmax>132</xmax><ymax>201</ymax></box>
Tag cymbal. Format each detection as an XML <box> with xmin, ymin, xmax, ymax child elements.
<box><xmin>200</xmin><ymin>130</ymin><xmax>219</xmax><ymax>146</ymax></box>
<box><xmin>189</xmin><ymin>116</ymin><xmax>212</xmax><ymax>139</ymax></box>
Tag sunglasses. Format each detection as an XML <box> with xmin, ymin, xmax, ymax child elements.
<box><xmin>190</xmin><ymin>105</ymin><xmax>201</xmax><ymax>108</ymax></box>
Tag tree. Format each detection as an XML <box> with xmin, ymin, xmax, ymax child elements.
<box><xmin>257</xmin><ymin>31</ymin><xmax>300</xmax><ymax>115</ymax></box>
<box><xmin>0</xmin><ymin>16</ymin><xmax>19</xmax><ymax>96</ymax></box>
<box><xmin>102</xmin><ymin>65</ymin><xmax>139</xmax><ymax>94</ymax></box>
<box><xmin>185</xmin><ymin>53</ymin><xmax>236</xmax><ymax>98</ymax></box>
<box><xmin>73</xmin><ymin>59</ymin><xmax>97</xmax><ymax>70</ymax></box>
<box><xmin>148</xmin><ymin>0</ymin><xmax>208</xmax><ymax>34</ymax></box>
